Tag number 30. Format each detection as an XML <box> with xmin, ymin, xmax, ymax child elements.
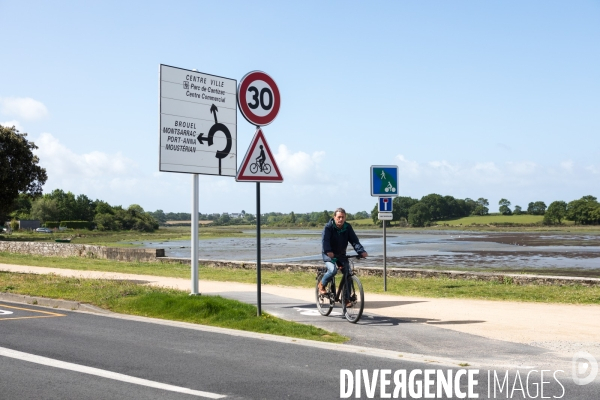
<box><xmin>247</xmin><ymin>86</ymin><xmax>273</xmax><ymax>111</ymax></box>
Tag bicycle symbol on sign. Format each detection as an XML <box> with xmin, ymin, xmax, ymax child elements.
<box><xmin>249</xmin><ymin>144</ymin><xmax>272</xmax><ymax>174</ymax></box>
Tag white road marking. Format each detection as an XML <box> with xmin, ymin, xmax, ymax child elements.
<box><xmin>0</xmin><ymin>309</ymin><xmax>14</xmax><ymax>315</ymax></box>
<box><xmin>0</xmin><ymin>346</ymin><xmax>226</xmax><ymax>399</ymax></box>
<box><xmin>293</xmin><ymin>307</ymin><xmax>342</xmax><ymax>316</ymax></box>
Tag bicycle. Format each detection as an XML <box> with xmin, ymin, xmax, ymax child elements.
<box><xmin>249</xmin><ymin>161</ymin><xmax>271</xmax><ymax>174</ymax></box>
<box><xmin>315</xmin><ymin>254</ymin><xmax>364</xmax><ymax>323</ymax></box>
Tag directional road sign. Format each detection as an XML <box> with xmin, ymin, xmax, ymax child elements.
<box><xmin>236</xmin><ymin>128</ymin><xmax>283</xmax><ymax>182</ymax></box>
<box><xmin>371</xmin><ymin>165</ymin><xmax>399</xmax><ymax>197</ymax></box>
<box><xmin>159</xmin><ymin>64</ymin><xmax>237</xmax><ymax>176</ymax></box>
<box><xmin>379</xmin><ymin>197</ymin><xmax>393</xmax><ymax>212</ymax></box>
<box><xmin>237</xmin><ymin>71</ymin><xmax>280</xmax><ymax>126</ymax></box>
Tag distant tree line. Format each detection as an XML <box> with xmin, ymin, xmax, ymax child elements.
<box><xmin>8</xmin><ymin>189</ymin><xmax>159</xmax><ymax>232</ymax></box>
<box><xmin>149</xmin><ymin>209</ymin><xmax>370</xmax><ymax>227</ymax></box>
<box><xmin>369</xmin><ymin>194</ymin><xmax>600</xmax><ymax>227</ymax></box>
<box><xmin>371</xmin><ymin>194</ymin><xmax>486</xmax><ymax>227</ymax></box>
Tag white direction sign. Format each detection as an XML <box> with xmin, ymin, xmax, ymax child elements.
<box><xmin>378</xmin><ymin>212</ymin><xmax>393</xmax><ymax>221</ymax></box>
<box><xmin>159</xmin><ymin>64</ymin><xmax>237</xmax><ymax>176</ymax></box>
<box><xmin>236</xmin><ymin>128</ymin><xmax>283</xmax><ymax>182</ymax></box>
<box><xmin>238</xmin><ymin>71</ymin><xmax>280</xmax><ymax>127</ymax></box>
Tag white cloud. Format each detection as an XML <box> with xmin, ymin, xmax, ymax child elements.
<box><xmin>0</xmin><ymin>120</ymin><xmax>24</xmax><ymax>131</ymax></box>
<box><xmin>0</xmin><ymin>97</ymin><xmax>48</xmax><ymax>120</ymax></box>
<box><xmin>586</xmin><ymin>165</ymin><xmax>600</xmax><ymax>175</ymax></box>
<box><xmin>35</xmin><ymin>132</ymin><xmax>137</xmax><ymax>178</ymax></box>
<box><xmin>274</xmin><ymin>144</ymin><xmax>330</xmax><ymax>185</ymax></box>
<box><xmin>560</xmin><ymin>160</ymin><xmax>574</xmax><ymax>172</ymax></box>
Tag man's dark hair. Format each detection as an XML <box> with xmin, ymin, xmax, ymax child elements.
<box><xmin>334</xmin><ymin>207</ymin><xmax>346</xmax><ymax>216</ymax></box>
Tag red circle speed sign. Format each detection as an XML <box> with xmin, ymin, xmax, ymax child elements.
<box><xmin>238</xmin><ymin>71</ymin><xmax>280</xmax><ymax>126</ymax></box>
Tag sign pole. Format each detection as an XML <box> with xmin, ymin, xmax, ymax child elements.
<box><xmin>383</xmin><ymin>220</ymin><xmax>387</xmax><ymax>291</ymax></box>
<box><xmin>191</xmin><ymin>174</ymin><xmax>199</xmax><ymax>295</ymax></box>
<box><xmin>256</xmin><ymin>181</ymin><xmax>261</xmax><ymax>316</ymax></box>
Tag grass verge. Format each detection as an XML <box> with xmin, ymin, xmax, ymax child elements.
<box><xmin>0</xmin><ymin>271</ymin><xmax>347</xmax><ymax>343</ymax></box>
<box><xmin>2</xmin><ymin>252</ymin><xmax>600</xmax><ymax>304</ymax></box>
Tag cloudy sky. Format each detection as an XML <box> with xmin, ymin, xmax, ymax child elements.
<box><xmin>1</xmin><ymin>1</ymin><xmax>598</xmax><ymax>214</ymax></box>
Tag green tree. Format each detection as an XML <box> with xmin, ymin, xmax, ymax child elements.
<box><xmin>392</xmin><ymin>196</ymin><xmax>418</xmax><ymax>222</ymax></box>
<box><xmin>498</xmin><ymin>198</ymin><xmax>512</xmax><ymax>215</ymax></box>
<box><xmin>317</xmin><ymin>210</ymin><xmax>331</xmax><ymax>224</ymax></box>
<box><xmin>150</xmin><ymin>209</ymin><xmax>167</xmax><ymax>224</ymax></box>
<box><xmin>527</xmin><ymin>201</ymin><xmax>547</xmax><ymax>215</ymax></box>
<box><xmin>288</xmin><ymin>211</ymin><xmax>296</xmax><ymax>224</ymax></box>
<box><xmin>0</xmin><ymin>125</ymin><xmax>48</xmax><ymax>221</ymax></box>
<box><xmin>566</xmin><ymin>196</ymin><xmax>600</xmax><ymax>225</ymax></box>
<box><xmin>420</xmin><ymin>193</ymin><xmax>447</xmax><ymax>221</ymax></box>
<box><xmin>74</xmin><ymin>194</ymin><xmax>95</xmax><ymax>221</ymax></box>
<box><xmin>543</xmin><ymin>201</ymin><xmax>567</xmax><ymax>225</ymax></box>
<box><xmin>513</xmin><ymin>205</ymin><xmax>523</xmax><ymax>215</ymax></box>
<box><xmin>9</xmin><ymin>193</ymin><xmax>33</xmax><ymax>219</ymax></box>
<box><xmin>408</xmin><ymin>203</ymin><xmax>431</xmax><ymax>227</ymax></box>
<box><xmin>472</xmin><ymin>198</ymin><xmax>489</xmax><ymax>216</ymax></box>
<box><xmin>30</xmin><ymin>198</ymin><xmax>60</xmax><ymax>223</ymax></box>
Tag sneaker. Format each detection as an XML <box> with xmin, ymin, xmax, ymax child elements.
<box><xmin>318</xmin><ymin>281</ymin><xmax>327</xmax><ymax>294</ymax></box>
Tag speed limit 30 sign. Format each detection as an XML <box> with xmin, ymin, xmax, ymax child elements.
<box><xmin>238</xmin><ymin>71</ymin><xmax>280</xmax><ymax>126</ymax></box>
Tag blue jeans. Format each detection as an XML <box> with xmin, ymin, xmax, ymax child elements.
<box><xmin>321</xmin><ymin>258</ymin><xmax>350</xmax><ymax>287</ymax></box>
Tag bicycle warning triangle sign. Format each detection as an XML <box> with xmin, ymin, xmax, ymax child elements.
<box><xmin>236</xmin><ymin>128</ymin><xmax>283</xmax><ymax>182</ymax></box>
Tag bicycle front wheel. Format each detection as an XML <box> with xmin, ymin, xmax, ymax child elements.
<box><xmin>342</xmin><ymin>275</ymin><xmax>364</xmax><ymax>323</ymax></box>
<box><xmin>315</xmin><ymin>273</ymin><xmax>334</xmax><ymax>316</ymax></box>
<box><xmin>250</xmin><ymin>163</ymin><xmax>258</xmax><ymax>174</ymax></box>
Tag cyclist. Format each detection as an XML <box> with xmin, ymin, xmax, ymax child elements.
<box><xmin>255</xmin><ymin>145</ymin><xmax>266</xmax><ymax>171</ymax></box>
<box><xmin>319</xmin><ymin>208</ymin><xmax>368</xmax><ymax>298</ymax></box>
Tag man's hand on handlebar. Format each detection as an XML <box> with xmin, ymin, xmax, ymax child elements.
<box><xmin>327</xmin><ymin>252</ymin><xmax>334</xmax><ymax>258</ymax></box>
<box><xmin>360</xmin><ymin>252</ymin><xmax>368</xmax><ymax>258</ymax></box>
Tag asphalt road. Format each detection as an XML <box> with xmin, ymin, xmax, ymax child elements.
<box><xmin>1</xmin><ymin>301</ymin><xmax>597</xmax><ymax>399</ymax></box>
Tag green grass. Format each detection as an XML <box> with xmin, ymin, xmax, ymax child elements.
<box><xmin>2</xmin><ymin>252</ymin><xmax>599</xmax><ymax>304</ymax></box>
<box><xmin>0</xmin><ymin>226</ymin><xmax>254</xmax><ymax>246</ymax></box>
<box><xmin>0</xmin><ymin>271</ymin><xmax>347</xmax><ymax>343</ymax></box>
<box><xmin>436</xmin><ymin>214</ymin><xmax>547</xmax><ymax>226</ymax></box>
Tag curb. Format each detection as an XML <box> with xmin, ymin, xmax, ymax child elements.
<box><xmin>0</xmin><ymin>292</ymin><xmax>112</xmax><ymax>314</ymax></box>
<box><xmin>158</xmin><ymin>258</ymin><xmax>600</xmax><ymax>287</ymax></box>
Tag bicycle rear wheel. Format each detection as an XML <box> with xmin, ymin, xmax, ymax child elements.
<box><xmin>315</xmin><ymin>273</ymin><xmax>334</xmax><ymax>316</ymax></box>
<box><xmin>342</xmin><ymin>275</ymin><xmax>364</xmax><ymax>323</ymax></box>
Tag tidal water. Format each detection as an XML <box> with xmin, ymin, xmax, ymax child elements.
<box><xmin>135</xmin><ymin>230</ymin><xmax>600</xmax><ymax>274</ymax></box>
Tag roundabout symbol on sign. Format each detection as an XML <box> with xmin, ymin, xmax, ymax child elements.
<box><xmin>238</xmin><ymin>71</ymin><xmax>280</xmax><ymax>126</ymax></box>
<box><xmin>196</xmin><ymin>104</ymin><xmax>232</xmax><ymax>175</ymax></box>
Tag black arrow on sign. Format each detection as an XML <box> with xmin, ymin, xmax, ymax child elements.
<box><xmin>196</xmin><ymin>103</ymin><xmax>232</xmax><ymax>175</ymax></box>
<box><xmin>210</xmin><ymin>104</ymin><xmax>219</xmax><ymax>124</ymax></box>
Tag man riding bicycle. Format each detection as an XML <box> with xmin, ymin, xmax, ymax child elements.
<box><xmin>319</xmin><ymin>208</ymin><xmax>368</xmax><ymax>297</ymax></box>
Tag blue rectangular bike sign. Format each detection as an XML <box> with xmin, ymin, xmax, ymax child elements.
<box><xmin>371</xmin><ymin>165</ymin><xmax>399</xmax><ymax>197</ymax></box>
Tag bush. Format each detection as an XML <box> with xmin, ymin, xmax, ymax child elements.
<box><xmin>45</xmin><ymin>221</ymin><xmax>60</xmax><ymax>228</ymax></box>
<box><xmin>59</xmin><ymin>220</ymin><xmax>94</xmax><ymax>230</ymax></box>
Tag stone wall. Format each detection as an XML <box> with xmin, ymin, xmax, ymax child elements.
<box><xmin>0</xmin><ymin>241</ymin><xmax>164</xmax><ymax>262</ymax></box>
<box><xmin>158</xmin><ymin>257</ymin><xmax>600</xmax><ymax>287</ymax></box>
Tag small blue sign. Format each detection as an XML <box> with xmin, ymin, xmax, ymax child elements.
<box><xmin>379</xmin><ymin>197</ymin><xmax>393</xmax><ymax>212</ymax></box>
<box><xmin>371</xmin><ymin>165</ymin><xmax>399</xmax><ymax>197</ymax></box>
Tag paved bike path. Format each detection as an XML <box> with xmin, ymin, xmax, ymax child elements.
<box><xmin>1</xmin><ymin>263</ymin><xmax>599</xmax><ymax>370</ymax></box>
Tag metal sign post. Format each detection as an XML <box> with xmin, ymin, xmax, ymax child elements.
<box><xmin>236</xmin><ymin>71</ymin><xmax>282</xmax><ymax>317</ymax></box>
<box><xmin>378</xmin><ymin>197</ymin><xmax>394</xmax><ymax>292</ymax></box>
<box><xmin>383</xmin><ymin>220</ymin><xmax>387</xmax><ymax>291</ymax></box>
<box><xmin>191</xmin><ymin>174</ymin><xmax>199</xmax><ymax>295</ymax></box>
<box><xmin>256</xmin><ymin>182</ymin><xmax>261</xmax><ymax>316</ymax></box>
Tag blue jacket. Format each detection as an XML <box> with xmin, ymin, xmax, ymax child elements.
<box><xmin>321</xmin><ymin>218</ymin><xmax>366</xmax><ymax>262</ymax></box>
